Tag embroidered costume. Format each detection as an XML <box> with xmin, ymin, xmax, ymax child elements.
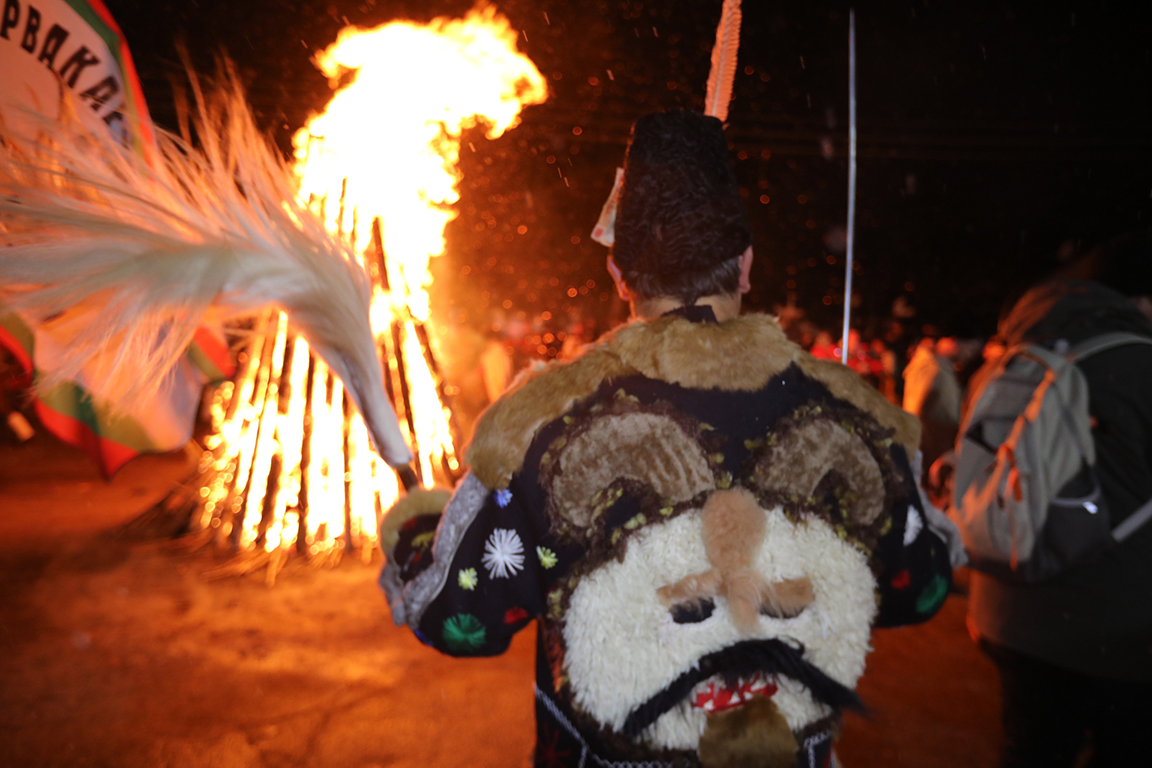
<box><xmin>381</xmin><ymin>307</ymin><xmax>951</xmax><ymax>767</ymax></box>
<box><xmin>381</xmin><ymin>109</ymin><xmax>952</xmax><ymax>767</ymax></box>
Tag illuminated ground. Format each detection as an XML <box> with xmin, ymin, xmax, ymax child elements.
<box><xmin>0</xmin><ymin>434</ymin><xmax>1000</xmax><ymax>767</ymax></box>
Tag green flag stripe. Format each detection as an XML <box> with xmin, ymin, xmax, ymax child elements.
<box><xmin>61</xmin><ymin>0</ymin><xmax>123</xmax><ymax>66</ymax></box>
<box><xmin>37</xmin><ymin>380</ymin><xmax>158</xmax><ymax>453</ymax></box>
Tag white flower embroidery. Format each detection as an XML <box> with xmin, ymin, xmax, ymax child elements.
<box><xmin>482</xmin><ymin>528</ymin><xmax>525</xmax><ymax>579</ymax></box>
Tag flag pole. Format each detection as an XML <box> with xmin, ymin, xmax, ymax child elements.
<box><xmin>841</xmin><ymin>9</ymin><xmax>857</xmax><ymax>365</ymax></box>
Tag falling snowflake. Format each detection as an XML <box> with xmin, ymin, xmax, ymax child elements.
<box><xmin>494</xmin><ymin>489</ymin><xmax>513</xmax><ymax>508</ymax></box>
<box><xmin>458</xmin><ymin>568</ymin><xmax>478</xmax><ymax>590</ymax></box>
<box><xmin>442</xmin><ymin>614</ymin><xmax>486</xmax><ymax>652</ymax></box>
<box><xmin>482</xmin><ymin>528</ymin><xmax>525</xmax><ymax>579</ymax></box>
<box><xmin>536</xmin><ymin>546</ymin><xmax>558</xmax><ymax>569</ymax></box>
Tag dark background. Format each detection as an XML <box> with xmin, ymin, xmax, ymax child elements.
<box><xmin>105</xmin><ymin>0</ymin><xmax>1152</xmax><ymax>338</ymax></box>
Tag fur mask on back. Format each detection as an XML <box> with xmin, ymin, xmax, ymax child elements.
<box><xmin>536</xmin><ymin>398</ymin><xmax>904</xmax><ymax>767</ymax></box>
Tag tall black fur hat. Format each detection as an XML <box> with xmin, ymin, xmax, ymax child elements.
<box><xmin>613</xmin><ymin>110</ymin><xmax>751</xmax><ymax>296</ymax></box>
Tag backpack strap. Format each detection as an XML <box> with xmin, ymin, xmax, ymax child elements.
<box><xmin>1113</xmin><ymin>497</ymin><xmax>1152</xmax><ymax>542</ymax></box>
<box><xmin>1067</xmin><ymin>331</ymin><xmax>1152</xmax><ymax>363</ymax></box>
<box><xmin>1065</xmin><ymin>331</ymin><xmax>1152</xmax><ymax>542</ymax></box>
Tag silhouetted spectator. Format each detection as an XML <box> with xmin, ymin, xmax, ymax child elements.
<box><xmin>961</xmin><ymin>274</ymin><xmax>1152</xmax><ymax>767</ymax></box>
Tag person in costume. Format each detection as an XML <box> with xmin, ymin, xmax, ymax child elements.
<box><xmin>380</xmin><ymin>110</ymin><xmax>954</xmax><ymax>768</ymax></box>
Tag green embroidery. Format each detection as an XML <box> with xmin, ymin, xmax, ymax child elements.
<box><xmin>443</xmin><ymin>614</ymin><xmax>486</xmax><ymax>651</ymax></box>
<box><xmin>916</xmin><ymin>575</ymin><xmax>948</xmax><ymax>614</ymax></box>
<box><xmin>613</xmin><ymin>388</ymin><xmax>639</xmax><ymax>403</ymax></box>
<box><xmin>457</xmin><ymin>568</ymin><xmax>478</xmax><ymax>590</ymax></box>
<box><xmin>412</xmin><ymin>531</ymin><xmax>435</xmax><ymax>550</ymax></box>
<box><xmin>547</xmin><ymin>588</ymin><xmax>564</xmax><ymax>619</ymax></box>
<box><xmin>624</xmin><ymin>513</ymin><xmax>646</xmax><ymax>530</ymax></box>
<box><xmin>537</xmin><ymin>547</ymin><xmax>558</xmax><ymax>569</ymax></box>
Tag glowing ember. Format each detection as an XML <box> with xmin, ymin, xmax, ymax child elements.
<box><xmin>180</xmin><ymin>7</ymin><xmax>544</xmax><ymax>581</ymax></box>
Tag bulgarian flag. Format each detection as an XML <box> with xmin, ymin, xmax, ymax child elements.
<box><xmin>0</xmin><ymin>0</ymin><xmax>234</xmax><ymax>476</ymax></box>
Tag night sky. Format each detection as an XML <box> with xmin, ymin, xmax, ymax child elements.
<box><xmin>104</xmin><ymin>0</ymin><xmax>1152</xmax><ymax>338</ymax></box>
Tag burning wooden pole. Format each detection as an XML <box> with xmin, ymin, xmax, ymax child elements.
<box><xmin>149</xmin><ymin>9</ymin><xmax>544</xmax><ymax>583</ymax></box>
<box><xmin>159</xmin><ymin>215</ymin><xmax>459</xmax><ymax>584</ymax></box>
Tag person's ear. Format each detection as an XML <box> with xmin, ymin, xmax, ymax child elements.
<box><xmin>737</xmin><ymin>246</ymin><xmax>754</xmax><ymax>295</ymax></box>
<box><xmin>607</xmin><ymin>255</ymin><xmax>632</xmax><ymax>301</ymax></box>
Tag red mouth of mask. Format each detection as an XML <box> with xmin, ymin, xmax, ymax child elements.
<box><xmin>691</xmin><ymin>672</ymin><xmax>778</xmax><ymax>714</ymax></box>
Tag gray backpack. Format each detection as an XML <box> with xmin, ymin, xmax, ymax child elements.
<box><xmin>951</xmin><ymin>332</ymin><xmax>1152</xmax><ymax>582</ymax></box>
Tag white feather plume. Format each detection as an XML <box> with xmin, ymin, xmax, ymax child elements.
<box><xmin>0</xmin><ymin>66</ymin><xmax>413</xmax><ymax>467</ymax></box>
<box><xmin>703</xmin><ymin>0</ymin><xmax>742</xmax><ymax>122</ymax></box>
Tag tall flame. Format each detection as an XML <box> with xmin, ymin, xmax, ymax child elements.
<box><xmin>292</xmin><ymin>5</ymin><xmax>547</xmax><ymax>321</ymax></box>
<box><xmin>187</xmin><ymin>7</ymin><xmax>545</xmax><ymax>581</ymax></box>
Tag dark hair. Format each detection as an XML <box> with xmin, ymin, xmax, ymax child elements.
<box><xmin>618</xmin><ymin>254</ymin><xmax>744</xmax><ymax>305</ymax></box>
<box><xmin>611</xmin><ymin>110</ymin><xmax>752</xmax><ymax>304</ymax></box>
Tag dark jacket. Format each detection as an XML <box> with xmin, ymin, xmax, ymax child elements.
<box><xmin>383</xmin><ymin>309</ymin><xmax>952</xmax><ymax>767</ymax></box>
<box><xmin>968</xmin><ymin>281</ymin><xmax>1152</xmax><ymax>681</ymax></box>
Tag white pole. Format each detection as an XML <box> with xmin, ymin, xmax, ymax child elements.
<box><xmin>841</xmin><ymin>9</ymin><xmax>857</xmax><ymax>365</ymax></box>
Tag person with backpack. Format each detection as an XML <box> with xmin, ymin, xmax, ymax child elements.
<box><xmin>950</xmin><ymin>271</ymin><xmax>1152</xmax><ymax>767</ymax></box>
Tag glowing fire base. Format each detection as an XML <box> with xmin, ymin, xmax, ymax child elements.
<box><xmin>155</xmin><ymin>233</ymin><xmax>459</xmax><ymax>585</ymax></box>
<box><xmin>147</xmin><ymin>7</ymin><xmax>545</xmax><ymax>583</ymax></box>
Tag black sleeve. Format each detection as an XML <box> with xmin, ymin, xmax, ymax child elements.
<box><xmin>411</xmin><ymin>474</ymin><xmax>552</xmax><ymax>657</ymax></box>
<box><xmin>872</xmin><ymin>449</ymin><xmax>954</xmax><ymax>628</ymax></box>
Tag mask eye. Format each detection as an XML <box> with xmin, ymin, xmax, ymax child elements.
<box><xmin>758</xmin><ymin>577</ymin><xmax>815</xmax><ymax>619</ymax></box>
<box><xmin>759</xmin><ymin>600</ymin><xmax>806</xmax><ymax>620</ymax></box>
<box><xmin>670</xmin><ymin>598</ymin><xmax>715</xmax><ymax>624</ymax></box>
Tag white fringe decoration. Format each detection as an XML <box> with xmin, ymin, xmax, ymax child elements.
<box><xmin>0</xmin><ymin>66</ymin><xmax>413</xmax><ymax>467</ymax></box>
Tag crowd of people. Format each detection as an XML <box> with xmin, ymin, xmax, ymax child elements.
<box><xmin>780</xmin><ymin>314</ymin><xmax>989</xmax><ymax>481</ymax></box>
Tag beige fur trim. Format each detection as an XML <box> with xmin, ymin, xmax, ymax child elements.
<box><xmin>467</xmin><ymin>314</ymin><xmax>920</xmax><ymax>489</ymax></box>
<box><xmin>607</xmin><ymin>314</ymin><xmax>799</xmax><ymax>391</ymax></box>
<box><xmin>380</xmin><ymin>487</ymin><xmax>452</xmax><ymax>552</ymax></box>
<box><xmin>466</xmin><ymin>347</ymin><xmax>633</xmax><ymax>488</ymax></box>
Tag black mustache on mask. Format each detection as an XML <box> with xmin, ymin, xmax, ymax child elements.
<box><xmin>621</xmin><ymin>638</ymin><xmax>865</xmax><ymax>738</ymax></box>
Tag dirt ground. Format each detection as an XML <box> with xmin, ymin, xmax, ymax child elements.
<box><xmin>0</xmin><ymin>433</ymin><xmax>1002</xmax><ymax>768</ymax></box>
